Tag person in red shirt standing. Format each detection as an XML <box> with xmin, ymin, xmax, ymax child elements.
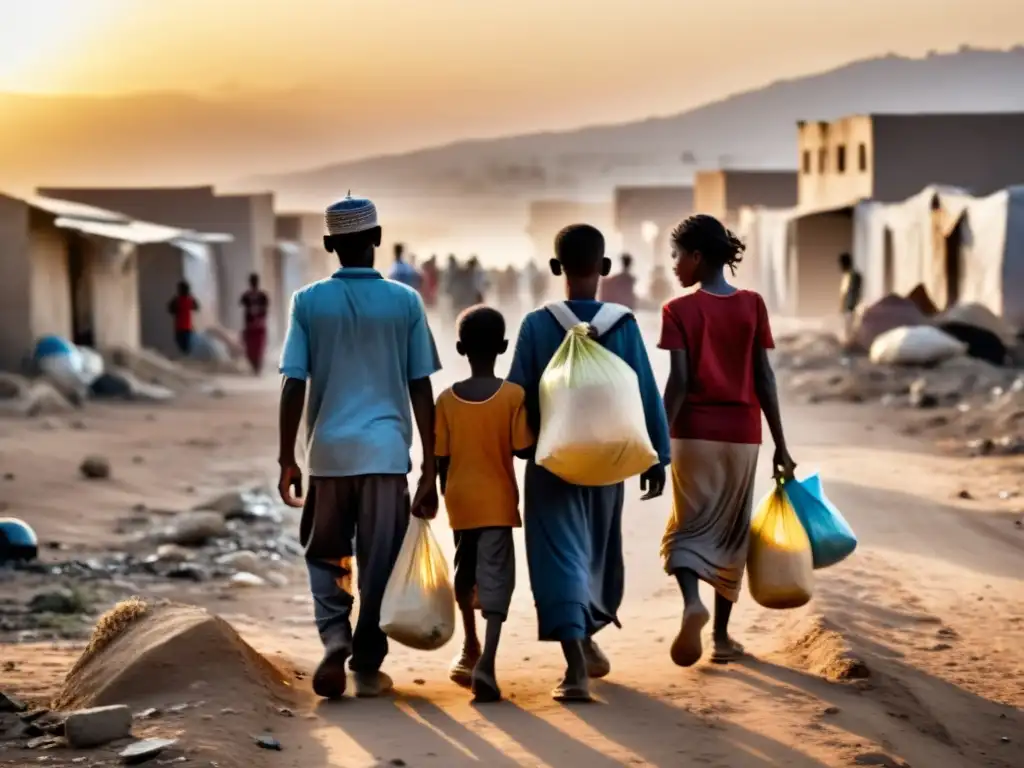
<box><xmin>658</xmin><ymin>214</ymin><xmax>796</xmax><ymax>668</ymax></box>
<box><xmin>240</xmin><ymin>273</ymin><xmax>270</xmax><ymax>375</ymax></box>
<box><xmin>168</xmin><ymin>280</ymin><xmax>200</xmax><ymax>355</ymax></box>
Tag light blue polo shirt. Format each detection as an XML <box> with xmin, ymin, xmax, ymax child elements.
<box><xmin>279</xmin><ymin>267</ymin><xmax>441</xmax><ymax>477</ymax></box>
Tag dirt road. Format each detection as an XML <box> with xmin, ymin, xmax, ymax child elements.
<box><xmin>2</xmin><ymin>315</ymin><xmax>1022</xmax><ymax>767</ymax></box>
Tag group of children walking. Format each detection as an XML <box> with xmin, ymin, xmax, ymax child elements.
<box><xmin>277</xmin><ymin>194</ymin><xmax>794</xmax><ymax>703</ymax></box>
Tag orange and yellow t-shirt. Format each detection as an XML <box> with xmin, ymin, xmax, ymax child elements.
<box><xmin>435</xmin><ymin>381</ymin><xmax>533</xmax><ymax>530</ymax></box>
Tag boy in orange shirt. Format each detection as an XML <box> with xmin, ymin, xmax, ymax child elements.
<box><xmin>435</xmin><ymin>305</ymin><xmax>533</xmax><ymax>703</ymax></box>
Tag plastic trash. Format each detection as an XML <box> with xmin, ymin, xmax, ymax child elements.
<box><xmin>0</xmin><ymin>517</ymin><xmax>39</xmax><ymax>562</ymax></box>
<box><xmin>535</xmin><ymin>302</ymin><xmax>657</xmax><ymax>486</ymax></box>
<box><xmin>869</xmin><ymin>325</ymin><xmax>966</xmax><ymax>366</ymax></box>
<box><xmin>784</xmin><ymin>473</ymin><xmax>857</xmax><ymax>569</ymax></box>
<box><xmin>379</xmin><ymin>518</ymin><xmax>456</xmax><ymax>650</ymax></box>
<box><xmin>747</xmin><ymin>484</ymin><xmax>814</xmax><ymax>609</ymax></box>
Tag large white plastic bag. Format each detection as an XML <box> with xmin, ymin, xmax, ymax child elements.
<box><xmin>535</xmin><ymin>323</ymin><xmax>657</xmax><ymax>486</ymax></box>
<box><xmin>869</xmin><ymin>326</ymin><xmax>966</xmax><ymax>366</ymax></box>
<box><xmin>379</xmin><ymin>518</ymin><xmax>456</xmax><ymax>650</ymax></box>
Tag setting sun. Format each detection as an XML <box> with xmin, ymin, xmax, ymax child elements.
<box><xmin>0</xmin><ymin>0</ymin><xmax>114</xmax><ymax>91</ymax></box>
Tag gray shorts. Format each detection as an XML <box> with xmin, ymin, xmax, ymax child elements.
<box><xmin>453</xmin><ymin>527</ymin><xmax>515</xmax><ymax>620</ymax></box>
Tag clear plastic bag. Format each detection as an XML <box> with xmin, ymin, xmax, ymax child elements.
<box><xmin>536</xmin><ymin>319</ymin><xmax>657</xmax><ymax>486</ymax></box>
<box><xmin>747</xmin><ymin>485</ymin><xmax>814</xmax><ymax>609</ymax></box>
<box><xmin>379</xmin><ymin>518</ymin><xmax>456</xmax><ymax>650</ymax></box>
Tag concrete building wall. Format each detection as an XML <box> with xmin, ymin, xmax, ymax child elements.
<box><xmin>791</xmin><ymin>211</ymin><xmax>855</xmax><ymax>317</ymax></box>
<box><xmin>695</xmin><ymin>171</ymin><xmax>798</xmax><ymax>230</ymax></box>
<box><xmin>797</xmin><ymin>116</ymin><xmax>875</xmax><ymax>209</ymax></box>
<box><xmin>87</xmin><ymin>240</ymin><xmax>141</xmax><ymax>350</ymax></box>
<box><xmin>873</xmin><ymin>113</ymin><xmax>1024</xmax><ymax>203</ymax></box>
<box><xmin>28</xmin><ymin>215</ymin><xmax>73</xmax><ymax>343</ymax></box>
<box><xmin>798</xmin><ymin>113</ymin><xmax>1024</xmax><ymax>211</ymax></box>
<box><xmin>137</xmin><ymin>244</ymin><xmax>186</xmax><ymax>356</ymax></box>
<box><xmin>37</xmin><ymin>186</ymin><xmax>278</xmax><ymax>332</ymax></box>
<box><xmin>0</xmin><ymin>196</ymin><xmax>33</xmax><ymax>370</ymax></box>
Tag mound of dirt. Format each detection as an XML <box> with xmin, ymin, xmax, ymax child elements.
<box><xmin>773</xmin><ymin>614</ymin><xmax>870</xmax><ymax>682</ymax></box>
<box><xmin>54</xmin><ymin>602</ymin><xmax>295</xmax><ymax>710</ymax></box>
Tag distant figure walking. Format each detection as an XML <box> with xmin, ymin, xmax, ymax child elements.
<box><xmin>421</xmin><ymin>255</ymin><xmax>440</xmax><ymax>308</ymax></box>
<box><xmin>388</xmin><ymin>243</ymin><xmax>422</xmax><ymax>292</ymax></box>
<box><xmin>240</xmin><ymin>273</ymin><xmax>270</xmax><ymax>375</ymax></box>
<box><xmin>838</xmin><ymin>252</ymin><xmax>863</xmax><ymax>343</ymax></box>
<box><xmin>525</xmin><ymin>259</ymin><xmax>548</xmax><ymax>306</ymax></box>
<box><xmin>599</xmin><ymin>253</ymin><xmax>638</xmax><ymax>309</ymax></box>
<box><xmin>168</xmin><ymin>280</ymin><xmax>200</xmax><ymax>355</ymax></box>
<box><xmin>649</xmin><ymin>264</ymin><xmax>672</xmax><ymax>306</ymax></box>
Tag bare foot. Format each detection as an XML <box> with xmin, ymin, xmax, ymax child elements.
<box><xmin>449</xmin><ymin>647</ymin><xmax>481</xmax><ymax>689</ymax></box>
<box><xmin>582</xmin><ymin>638</ymin><xmax>611</xmax><ymax>679</ymax></box>
<box><xmin>670</xmin><ymin>603</ymin><xmax>710</xmax><ymax>668</ymax></box>
<box><xmin>552</xmin><ymin>677</ymin><xmax>593</xmax><ymax>703</ymax></box>
<box><xmin>710</xmin><ymin>637</ymin><xmax>745</xmax><ymax>664</ymax></box>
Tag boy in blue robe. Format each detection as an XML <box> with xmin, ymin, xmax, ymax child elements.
<box><xmin>507</xmin><ymin>224</ymin><xmax>671</xmax><ymax>702</ymax></box>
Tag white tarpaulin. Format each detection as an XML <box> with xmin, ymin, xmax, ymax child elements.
<box><xmin>856</xmin><ymin>185</ymin><xmax>1024</xmax><ymax>329</ymax></box>
<box><xmin>741</xmin><ymin>185</ymin><xmax>1024</xmax><ymax>328</ymax></box>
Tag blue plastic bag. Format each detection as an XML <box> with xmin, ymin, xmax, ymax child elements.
<box><xmin>784</xmin><ymin>473</ymin><xmax>857</xmax><ymax>569</ymax></box>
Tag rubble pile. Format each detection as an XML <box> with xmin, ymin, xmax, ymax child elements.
<box><xmin>775</xmin><ymin>330</ymin><xmax>1024</xmax><ymax>456</ymax></box>
<box><xmin>0</xmin><ymin>487</ymin><xmax>303</xmax><ymax>642</ymax></box>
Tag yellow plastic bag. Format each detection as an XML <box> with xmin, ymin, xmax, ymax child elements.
<box><xmin>379</xmin><ymin>518</ymin><xmax>456</xmax><ymax>650</ymax></box>
<box><xmin>535</xmin><ymin>305</ymin><xmax>657</xmax><ymax>486</ymax></box>
<box><xmin>747</xmin><ymin>485</ymin><xmax>814</xmax><ymax>609</ymax></box>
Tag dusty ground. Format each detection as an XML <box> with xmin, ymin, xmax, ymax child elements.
<box><xmin>1</xmin><ymin>313</ymin><xmax>1023</xmax><ymax>767</ymax></box>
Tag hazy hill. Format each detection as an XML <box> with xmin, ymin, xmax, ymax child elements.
<box><xmin>2</xmin><ymin>48</ymin><xmax>1024</xmax><ymax>215</ymax></box>
<box><xmin>253</xmin><ymin>48</ymin><xmax>1024</xmax><ymax>211</ymax></box>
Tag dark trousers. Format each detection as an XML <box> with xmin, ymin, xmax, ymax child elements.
<box><xmin>301</xmin><ymin>475</ymin><xmax>410</xmax><ymax>673</ymax></box>
<box><xmin>174</xmin><ymin>329</ymin><xmax>193</xmax><ymax>354</ymax></box>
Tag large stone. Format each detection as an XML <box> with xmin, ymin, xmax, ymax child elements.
<box><xmin>120</xmin><ymin>737</ymin><xmax>177</xmax><ymax>764</ymax></box>
<box><xmin>0</xmin><ymin>692</ymin><xmax>27</xmax><ymax>713</ymax></box>
<box><xmin>163</xmin><ymin>512</ymin><xmax>228</xmax><ymax>547</ymax></box>
<box><xmin>79</xmin><ymin>456</ymin><xmax>111</xmax><ymax>480</ymax></box>
<box><xmin>29</xmin><ymin>587</ymin><xmax>86</xmax><ymax>615</ymax></box>
<box><xmin>216</xmin><ymin>550</ymin><xmax>264</xmax><ymax>574</ymax></box>
<box><xmin>64</xmin><ymin>704</ymin><xmax>132</xmax><ymax>748</ymax></box>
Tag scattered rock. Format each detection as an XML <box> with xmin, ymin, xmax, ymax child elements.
<box><xmin>216</xmin><ymin>550</ymin><xmax>264</xmax><ymax>574</ymax></box>
<box><xmin>64</xmin><ymin>704</ymin><xmax>132</xmax><ymax>748</ymax></box>
<box><xmin>229</xmin><ymin>572</ymin><xmax>266</xmax><ymax>589</ymax></box>
<box><xmin>162</xmin><ymin>512</ymin><xmax>228</xmax><ymax>547</ymax></box>
<box><xmin>0</xmin><ymin>692</ymin><xmax>27</xmax><ymax>713</ymax></box>
<box><xmin>120</xmin><ymin>737</ymin><xmax>178</xmax><ymax>764</ymax></box>
<box><xmin>823</xmin><ymin>706</ymin><xmax>840</xmax><ymax>716</ymax></box>
<box><xmin>154</xmin><ymin>544</ymin><xmax>193</xmax><ymax>564</ymax></box>
<box><xmin>390</xmin><ymin>760</ymin><xmax>407</xmax><ymax>767</ymax></box>
<box><xmin>133</xmin><ymin>708</ymin><xmax>160</xmax><ymax>721</ymax></box>
<box><xmin>930</xmin><ymin>643</ymin><xmax>952</xmax><ymax>652</ymax></box>
<box><xmin>277</xmin><ymin>707</ymin><xmax>294</xmax><ymax>718</ymax></box>
<box><xmin>79</xmin><ymin>456</ymin><xmax>112</xmax><ymax>480</ymax></box>
<box><xmin>266</xmin><ymin>572</ymin><xmax>289</xmax><ymax>588</ymax></box>
<box><xmin>254</xmin><ymin>734</ymin><xmax>282</xmax><ymax>751</ymax></box>
<box><xmin>956</xmin><ymin>489</ymin><xmax>973</xmax><ymax>500</ymax></box>
<box><xmin>29</xmin><ymin>587</ymin><xmax>87</xmax><ymax>615</ymax></box>
<box><xmin>165</xmin><ymin>564</ymin><xmax>208</xmax><ymax>582</ymax></box>
<box><xmin>26</xmin><ymin>734</ymin><xmax>63</xmax><ymax>749</ymax></box>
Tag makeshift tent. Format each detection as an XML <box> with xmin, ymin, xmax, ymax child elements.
<box><xmin>856</xmin><ymin>185</ymin><xmax>1024</xmax><ymax>330</ymax></box>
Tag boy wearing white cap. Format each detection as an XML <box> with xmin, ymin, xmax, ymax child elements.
<box><xmin>277</xmin><ymin>195</ymin><xmax>441</xmax><ymax>699</ymax></box>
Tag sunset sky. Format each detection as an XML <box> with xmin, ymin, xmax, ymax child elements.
<box><xmin>1</xmin><ymin>0</ymin><xmax>1021</xmax><ymax>144</ymax></box>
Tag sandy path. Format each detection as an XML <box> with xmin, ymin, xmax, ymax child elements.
<box><xmin>2</xmin><ymin>315</ymin><xmax>1022</xmax><ymax>767</ymax></box>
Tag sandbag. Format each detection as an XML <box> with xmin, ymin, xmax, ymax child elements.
<box><xmin>747</xmin><ymin>486</ymin><xmax>814</xmax><ymax>610</ymax></box>
<box><xmin>869</xmin><ymin>325</ymin><xmax>967</xmax><ymax>366</ymax></box>
<box><xmin>784</xmin><ymin>474</ymin><xmax>857</xmax><ymax>569</ymax></box>
<box><xmin>379</xmin><ymin>518</ymin><xmax>455</xmax><ymax>651</ymax></box>
<box><xmin>535</xmin><ymin>303</ymin><xmax>657</xmax><ymax>486</ymax></box>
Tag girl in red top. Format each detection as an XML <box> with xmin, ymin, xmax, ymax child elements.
<box><xmin>658</xmin><ymin>214</ymin><xmax>796</xmax><ymax>667</ymax></box>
